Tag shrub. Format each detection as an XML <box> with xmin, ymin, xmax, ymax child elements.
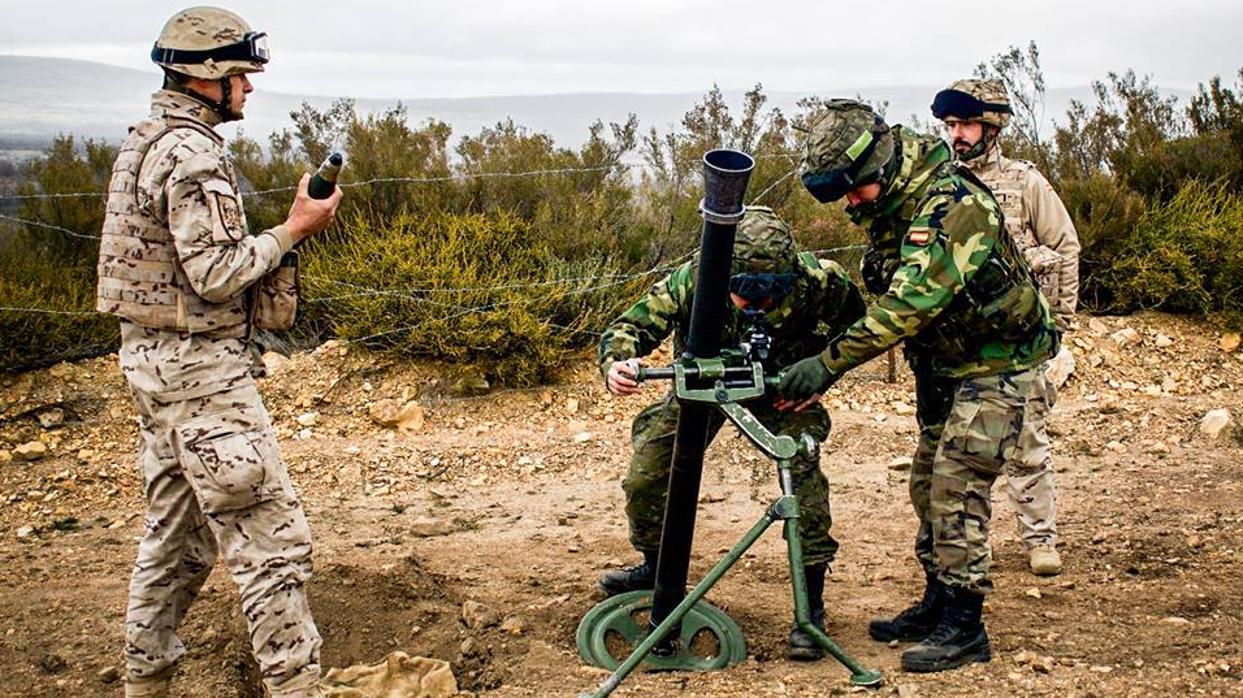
<box><xmin>300</xmin><ymin>211</ymin><xmax>652</xmax><ymax>385</ymax></box>
<box><xmin>1083</xmin><ymin>182</ymin><xmax>1243</xmax><ymax>316</ymax></box>
<box><xmin>0</xmin><ymin>233</ymin><xmax>116</xmax><ymax>370</ymax></box>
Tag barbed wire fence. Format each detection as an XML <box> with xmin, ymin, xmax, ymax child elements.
<box><xmin>1</xmin><ymin>156</ymin><xmax>867</xmax><ymax>370</ymax></box>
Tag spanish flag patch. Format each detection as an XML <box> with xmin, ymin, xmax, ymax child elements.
<box><xmin>907</xmin><ymin>229</ymin><xmax>933</xmax><ymax>245</ymax></box>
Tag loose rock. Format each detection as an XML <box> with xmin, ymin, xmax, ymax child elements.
<box><xmin>461</xmin><ymin>600</ymin><xmax>499</xmax><ymax>630</ymax></box>
<box><xmin>887</xmin><ymin>456</ymin><xmax>912</xmax><ymax>472</ymax></box>
<box><xmin>500</xmin><ymin>616</ymin><xmax>528</xmax><ymax>636</ymax></box>
<box><xmin>97</xmin><ymin>666</ymin><xmax>120</xmax><ymax>684</ymax></box>
<box><xmin>368</xmin><ymin>399</ymin><xmax>425</xmax><ymax>432</ymax></box>
<box><xmin>409</xmin><ymin>518</ymin><xmax>454</xmax><ymax>538</ymax></box>
<box><xmin>37</xmin><ymin>408</ymin><xmax>65</xmax><ymax>428</ymax></box>
<box><xmin>1221</xmin><ymin>333</ymin><xmax>1242</xmax><ymax>354</ymax></box>
<box><xmin>1199</xmin><ymin>409</ymin><xmax>1233</xmax><ymax>440</ymax></box>
<box><xmin>1110</xmin><ymin>328</ymin><xmax>1141</xmax><ymax>348</ymax></box>
<box><xmin>1045</xmin><ymin>346</ymin><xmax>1076</xmax><ymax>388</ymax></box>
<box><xmin>13</xmin><ymin>441</ymin><xmax>48</xmax><ymax>462</ymax></box>
<box><xmin>262</xmin><ymin>351</ymin><xmax>290</xmax><ymax>375</ymax></box>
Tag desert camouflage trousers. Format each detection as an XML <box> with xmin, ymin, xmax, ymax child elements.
<box><xmin>621</xmin><ymin>393</ymin><xmax>838</xmax><ymax>566</ymax></box>
<box><xmin>908</xmin><ymin>368</ymin><xmax>1041</xmax><ymax>593</ymax></box>
<box><xmin>124</xmin><ymin>379</ymin><xmax>322</xmax><ymax>697</ymax></box>
<box><xmin>1003</xmin><ymin>366</ymin><xmax>1057</xmax><ymax>545</ymax></box>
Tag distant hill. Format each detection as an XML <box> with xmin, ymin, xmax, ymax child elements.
<box><xmin>0</xmin><ymin>55</ymin><xmax>1189</xmax><ymax>153</ymax></box>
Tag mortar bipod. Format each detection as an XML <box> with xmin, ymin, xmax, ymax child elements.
<box><xmin>575</xmin><ymin>359</ymin><xmax>883</xmax><ymax>696</ymax></box>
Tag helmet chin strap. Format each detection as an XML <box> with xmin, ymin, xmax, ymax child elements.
<box><xmin>960</xmin><ymin>125</ymin><xmax>997</xmax><ymax>161</ymax></box>
<box><xmin>216</xmin><ymin>76</ymin><xmax>242</xmax><ymax>122</ymax></box>
<box><xmin>162</xmin><ymin>72</ymin><xmax>241</xmax><ymax>122</ymax></box>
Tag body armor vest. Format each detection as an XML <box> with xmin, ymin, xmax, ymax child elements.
<box><xmin>974</xmin><ymin>156</ymin><xmax>1063</xmax><ymax>304</ymax></box>
<box><xmin>96</xmin><ymin>114</ymin><xmax>249</xmax><ymax>337</ymax></box>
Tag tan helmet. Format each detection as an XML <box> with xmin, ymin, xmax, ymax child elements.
<box><xmin>931</xmin><ymin>79</ymin><xmax>1012</xmax><ymax>129</ymax></box>
<box><xmin>151</xmin><ymin>6</ymin><xmax>269</xmax><ymax>79</ymax></box>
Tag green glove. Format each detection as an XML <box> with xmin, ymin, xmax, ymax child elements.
<box><xmin>778</xmin><ymin>355</ymin><xmax>838</xmax><ymax>401</ymax></box>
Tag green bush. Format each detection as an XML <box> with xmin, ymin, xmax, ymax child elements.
<box><xmin>1082</xmin><ymin>182</ymin><xmax>1243</xmax><ymax>316</ymax></box>
<box><xmin>301</xmin><ymin>211</ymin><xmax>651</xmax><ymax>385</ymax></box>
<box><xmin>0</xmin><ymin>233</ymin><xmax>117</xmax><ymax>370</ymax></box>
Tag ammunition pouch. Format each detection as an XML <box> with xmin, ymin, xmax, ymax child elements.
<box><xmin>912</xmin><ymin>245</ymin><xmax>1045</xmax><ymax>359</ymax></box>
<box><xmin>253</xmin><ymin>251</ymin><xmax>300</xmax><ymax>331</ymax></box>
<box><xmin>1023</xmin><ymin>245</ymin><xmax>1063</xmax><ymax>308</ymax></box>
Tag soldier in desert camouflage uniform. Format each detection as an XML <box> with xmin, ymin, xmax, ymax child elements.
<box><xmin>933</xmin><ymin>78</ymin><xmax>1080</xmax><ymax>576</ymax></box>
<box><xmin>97</xmin><ymin>8</ymin><xmax>341</xmax><ymax>697</ymax></box>
<box><xmin>597</xmin><ymin>206</ymin><xmax>866</xmax><ymax>660</ymax></box>
<box><xmin>777</xmin><ymin>99</ymin><xmax>1058</xmax><ymax>672</ymax></box>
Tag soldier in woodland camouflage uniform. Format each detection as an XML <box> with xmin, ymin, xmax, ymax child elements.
<box><xmin>97</xmin><ymin>8</ymin><xmax>341</xmax><ymax>697</ymax></box>
<box><xmin>777</xmin><ymin>99</ymin><xmax>1058</xmax><ymax>673</ymax></box>
<box><xmin>597</xmin><ymin>207</ymin><xmax>866</xmax><ymax>660</ymax></box>
<box><xmin>933</xmin><ymin>79</ymin><xmax>1080</xmax><ymax>576</ymax></box>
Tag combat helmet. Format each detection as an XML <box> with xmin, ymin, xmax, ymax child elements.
<box><xmin>799</xmin><ymin>99</ymin><xmax>894</xmax><ymax>204</ymax></box>
<box><xmin>728</xmin><ymin>206</ymin><xmax>800</xmax><ymax>306</ymax></box>
<box><xmin>151</xmin><ymin>6</ymin><xmax>269</xmax><ymax>79</ymax></box>
<box><xmin>931</xmin><ymin>79</ymin><xmax>1012</xmax><ymax>129</ymax></box>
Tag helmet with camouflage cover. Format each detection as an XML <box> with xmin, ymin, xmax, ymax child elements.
<box><xmin>799</xmin><ymin>99</ymin><xmax>894</xmax><ymax>204</ymax></box>
<box><xmin>726</xmin><ymin>206</ymin><xmax>801</xmax><ymax>306</ymax></box>
<box><xmin>732</xmin><ymin>206</ymin><xmax>796</xmax><ymax>275</ymax></box>
<box><xmin>151</xmin><ymin>6</ymin><xmax>269</xmax><ymax>79</ymax></box>
<box><xmin>931</xmin><ymin>79</ymin><xmax>1012</xmax><ymax>129</ymax></box>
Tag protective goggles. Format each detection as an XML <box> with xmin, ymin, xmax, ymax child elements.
<box><xmin>152</xmin><ymin>31</ymin><xmax>270</xmax><ymax>66</ymax></box>
<box><xmin>930</xmin><ymin>89</ymin><xmax>1012</xmax><ymax>121</ymax></box>
<box><xmin>800</xmin><ymin>126</ymin><xmax>881</xmax><ymax>203</ymax></box>
<box><xmin>729</xmin><ymin>272</ymin><xmax>798</xmax><ymax>305</ymax></box>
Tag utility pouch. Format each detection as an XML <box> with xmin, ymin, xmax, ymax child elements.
<box><xmin>253</xmin><ymin>251</ymin><xmax>299</xmax><ymax>331</ymax></box>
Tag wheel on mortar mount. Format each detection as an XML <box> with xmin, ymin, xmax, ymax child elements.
<box><xmin>576</xmin><ymin>590</ymin><xmax>748</xmax><ymax>672</ymax></box>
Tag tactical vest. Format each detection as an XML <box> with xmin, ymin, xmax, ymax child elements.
<box><xmin>96</xmin><ymin>116</ymin><xmax>249</xmax><ymax>337</ymax></box>
<box><xmin>907</xmin><ymin>163</ymin><xmax>1049</xmax><ymax>361</ymax></box>
<box><xmin>975</xmin><ymin>157</ymin><xmax>1063</xmax><ymax>303</ymax></box>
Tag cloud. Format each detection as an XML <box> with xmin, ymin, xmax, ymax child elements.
<box><xmin>2</xmin><ymin>0</ymin><xmax>1239</xmax><ymax>97</ymax></box>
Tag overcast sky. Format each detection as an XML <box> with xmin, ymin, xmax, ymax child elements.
<box><xmin>2</xmin><ymin>0</ymin><xmax>1239</xmax><ymax>99</ymax></box>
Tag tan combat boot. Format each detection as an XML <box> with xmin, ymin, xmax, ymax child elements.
<box><xmin>124</xmin><ymin>666</ymin><xmax>174</xmax><ymax>698</ymax></box>
<box><xmin>1029</xmin><ymin>544</ymin><xmax>1062</xmax><ymax>576</ymax></box>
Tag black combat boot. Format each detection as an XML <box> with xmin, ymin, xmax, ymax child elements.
<box><xmin>786</xmin><ymin>563</ymin><xmax>828</xmax><ymax>661</ymax></box>
<box><xmin>900</xmin><ymin>586</ymin><xmax>991</xmax><ymax>673</ymax></box>
<box><xmin>868</xmin><ymin>571</ymin><xmax>945</xmax><ymax>642</ymax></box>
<box><xmin>597</xmin><ymin>550</ymin><xmax>658</xmax><ymax>596</ymax></box>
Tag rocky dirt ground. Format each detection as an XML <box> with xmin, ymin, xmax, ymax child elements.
<box><xmin>1</xmin><ymin>312</ymin><xmax>1241</xmax><ymax>698</ymax></box>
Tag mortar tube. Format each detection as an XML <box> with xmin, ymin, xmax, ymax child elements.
<box><xmin>648</xmin><ymin>149</ymin><xmax>754</xmax><ymax>645</ymax></box>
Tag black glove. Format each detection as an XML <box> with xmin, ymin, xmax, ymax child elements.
<box><xmin>778</xmin><ymin>355</ymin><xmax>838</xmax><ymax>401</ymax></box>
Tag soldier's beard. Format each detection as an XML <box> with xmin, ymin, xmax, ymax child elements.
<box><xmin>952</xmin><ymin>138</ymin><xmax>976</xmax><ymax>153</ymax></box>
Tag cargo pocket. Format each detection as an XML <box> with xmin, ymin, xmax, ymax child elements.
<box><xmin>939</xmin><ymin>383</ymin><xmax>1024</xmax><ymax>476</ymax></box>
<box><xmin>179</xmin><ymin>421</ymin><xmax>280</xmax><ymax>514</ymax></box>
